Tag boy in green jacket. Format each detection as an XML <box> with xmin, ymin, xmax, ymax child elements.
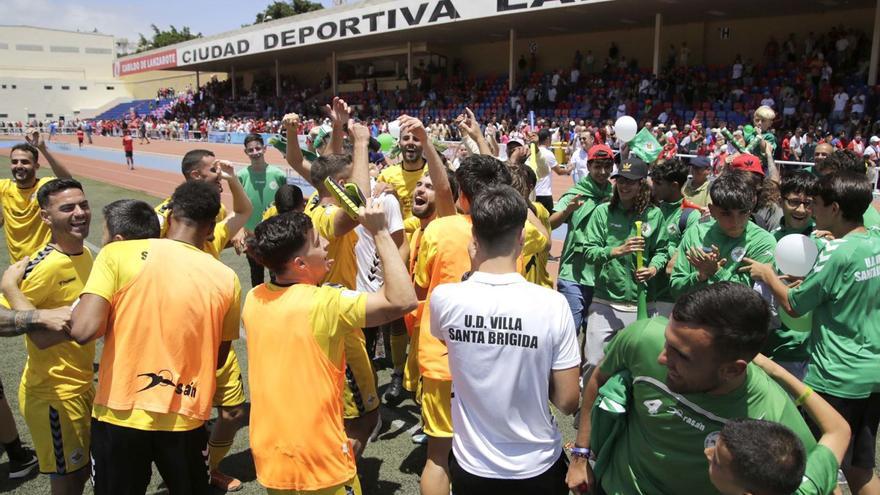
<box><xmin>670</xmin><ymin>169</ymin><xmax>777</xmax><ymax>297</ymax></box>
<box><xmin>550</xmin><ymin>145</ymin><xmax>614</xmax><ymax>335</ymax></box>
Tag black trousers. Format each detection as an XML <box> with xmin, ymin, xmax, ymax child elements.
<box><xmin>449</xmin><ymin>450</ymin><xmax>570</xmax><ymax>495</ymax></box>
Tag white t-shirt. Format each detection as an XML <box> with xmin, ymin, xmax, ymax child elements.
<box><xmin>732</xmin><ymin>63</ymin><xmax>743</xmax><ymax>79</ymax></box>
<box><xmin>535</xmin><ymin>146</ymin><xmax>557</xmax><ymax>196</ymax></box>
<box><xmin>429</xmin><ymin>272</ymin><xmax>580</xmax><ymax>479</ymax></box>
<box><xmin>354</xmin><ymin>193</ymin><xmax>404</xmax><ymax>293</ymax></box>
<box><xmin>833</xmin><ymin>92</ymin><xmax>849</xmax><ymax>112</ymax></box>
<box><xmin>568</xmin><ymin>148</ymin><xmax>589</xmax><ymax>179</ymax></box>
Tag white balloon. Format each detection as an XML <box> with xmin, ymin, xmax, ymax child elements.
<box><xmin>614</xmin><ymin>116</ymin><xmax>638</xmax><ymax>143</ymax></box>
<box><xmin>774</xmin><ymin>234</ymin><xmax>819</xmax><ymax>277</ymax></box>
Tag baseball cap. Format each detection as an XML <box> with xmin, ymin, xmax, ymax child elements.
<box><xmin>690</xmin><ymin>156</ymin><xmax>711</xmax><ymax>168</ymax></box>
<box><xmin>612</xmin><ymin>156</ymin><xmax>649</xmax><ymax>180</ymax></box>
<box><xmin>871</xmin><ymin>136</ymin><xmax>880</xmax><ymax>144</ymax></box>
<box><xmin>507</xmin><ymin>137</ymin><xmax>525</xmax><ymax>149</ymax></box>
<box><xmin>730</xmin><ymin>153</ymin><xmax>765</xmax><ymax>176</ymax></box>
<box><xmin>588</xmin><ymin>144</ymin><xmax>614</xmax><ymax>161</ymax></box>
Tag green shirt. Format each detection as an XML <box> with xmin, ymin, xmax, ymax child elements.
<box><xmin>789</xmin><ymin>229</ymin><xmax>880</xmax><ymax>398</ymax></box>
<box><xmin>584</xmin><ymin>203</ymin><xmax>668</xmax><ymax>304</ymax></box>
<box><xmin>796</xmin><ymin>444</ymin><xmax>839</xmax><ymax>495</ymax></box>
<box><xmin>864</xmin><ymin>203</ymin><xmax>880</xmax><ymax>229</ymax></box>
<box><xmin>556</xmin><ymin>177</ymin><xmax>613</xmax><ymax>286</ymax></box>
<box><xmin>670</xmin><ymin>219</ymin><xmax>777</xmax><ymax>298</ymax></box>
<box><xmin>237</xmin><ymin>165</ymin><xmax>288</xmax><ymax>231</ymax></box>
<box><xmin>650</xmin><ymin>200</ymin><xmax>700</xmax><ymax>303</ymax></box>
<box><xmin>682</xmin><ymin>178</ymin><xmax>711</xmax><ymax>208</ymax></box>
<box><xmin>762</xmin><ymin>221</ymin><xmax>816</xmax><ymax>363</ymax></box>
<box><xmin>597</xmin><ymin>317</ymin><xmax>817</xmax><ymax>495</ymax></box>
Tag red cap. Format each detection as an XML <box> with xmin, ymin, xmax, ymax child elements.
<box><xmin>588</xmin><ymin>144</ymin><xmax>614</xmax><ymax>161</ymax></box>
<box><xmin>730</xmin><ymin>153</ymin><xmax>765</xmax><ymax>176</ymax></box>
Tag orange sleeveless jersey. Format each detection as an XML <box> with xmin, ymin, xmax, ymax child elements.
<box><xmin>243</xmin><ymin>283</ymin><xmax>366</xmax><ymax>491</ymax></box>
<box><xmin>88</xmin><ymin>239</ymin><xmax>239</xmax><ymax>424</ymax></box>
<box><xmin>413</xmin><ymin>214</ymin><xmax>473</xmax><ymax>381</ymax></box>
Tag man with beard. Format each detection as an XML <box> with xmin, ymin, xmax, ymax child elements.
<box><xmin>1</xmin><ymin>133</ymin><xmax>74</xmax><ymax>263</ymax></box>
<box><xmin>0</xmin><ymin>179</ymin><xmax>93</xmax><ymax>494</ymax></box>
<box><xmin>376</xmin><ymin>125</ymin><xmax>427</xmax><ymax>220</ymax></box>
<box><xmin>565</xmin><ymin>282</ymin><xmax>816</xmax><ymax>494</ymax></box>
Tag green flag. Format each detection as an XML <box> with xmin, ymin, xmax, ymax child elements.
<box><xmin>630</xmin><ymin>128</ymin><xmax>662</xmax><ymax>164</ymax></box>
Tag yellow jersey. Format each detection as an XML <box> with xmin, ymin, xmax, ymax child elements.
<box><xmin>83</xmin><ymin>239</ymin><xmax>241</xmax><ymax>432</ymax></box>
<box><xmin>244</xmin><ymin>282</ymin><xmax>365</xmax><ymax>490</ymax></box>
<box><xmin>308</xmin><ymin>202</ymin><xmax>358</xmax><ymax>290</ymax></box>
<box><xmin>0</xmin><ymin>244</ymin><xmax>95</xmax><ymax>400</ymax></box>
<box><xmin>154</xmin><ymin>196</ymin><xmax>227</xmax><ymax>238</ymax></box>
<box><xmin>376</xmin><ymin>162</ymin><xmax>426</xmax><ymax>219</ymax></box>
<box><xmin>261</xmin><ymin>205</ymin><xmax>278</xmax><ymax>221</ymax></box>
<box><xmin>521</xmin><ymin>202</ymin><xmax>553</xmax><ymax>288</ymax></box>
<box><xmin>0</xmin><ymin>177</ymin><xmax>55</xmax><ymax>263</ymax></box>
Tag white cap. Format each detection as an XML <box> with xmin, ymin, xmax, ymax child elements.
<box><xmin>871</xmin><ymin>136</ymin><xmax>880</xmax><ymax>144</ymax></box>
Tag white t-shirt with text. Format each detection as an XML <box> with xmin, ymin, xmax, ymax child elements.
<box><xmin>355</xmin><ymin>193</ymin><xmax>404</xmax><ymax>293</ymax></box>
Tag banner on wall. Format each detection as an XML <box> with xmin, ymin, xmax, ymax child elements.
<box><xmin>115</xmin><ymin>0</ymin><xmax>607</xmax><ymax>75</ymax></box>
<box><xmin>114</xmin><ymin>49</ymin><xmax>178</xmax><ymax>77</ymax></box>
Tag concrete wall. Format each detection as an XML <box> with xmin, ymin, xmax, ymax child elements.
<box><xmin>119</xmin><ymin>70</ymin><xmax>228</xmax><ymax>99</ymax></box>
<box><xmin>0</xmin><ymin>78</ymin><xmax>128</xmax><ymax>121</ymax></box>
<box><xmin>0</xmin><ymin>26</ymin><xmax>116</xmax><ymax>80</ymax></box>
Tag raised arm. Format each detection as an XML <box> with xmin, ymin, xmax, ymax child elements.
<box><xmin>361</xmin><ymin>199</ymin><xmax>418</xmax><ymax>327</ymax></box>
<box><xmin>459</xmin><ymin>108</ymin><xmax>493</xmax><ymax>156</ymax></box>
<box><xmin>282</xmin><ymin>113</ymin><xmax>313</xmax><ymax>185</ymax></box>
<box><xmin>28</xmin><ymin>129</ymin><xmax>72</xmax><ymax>179</ymax></box>
<box><xmin>217</xmin><ymin>161</ymin><xmax>253</xmax><ymax>239</ymax></box>
<box><xmin>399</xmin><ymin>116</ymin><xmax>456</xmax><ymax>217</ymax></box>
<box><xmin>348</xmin><ymin>122</ymin><xmax>372</xmax><ymax>199</ymax></box>
<box><xmin>325</xmin><ymin>97</ymin><xmax>350</xmax><ymax>156</ymax></box>
<box><xmin>752</xmin><ymin>354</ymin><xmax>850</xmax><ymax>464</ymax></box>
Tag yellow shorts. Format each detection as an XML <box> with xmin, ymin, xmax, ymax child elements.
<box><xmin>266</xmin><ymin>475</ymin><xmax>361</xmax><ymax>494</ymax></box>
<box><xmin>420</xmin><ymin>378</ymin><xmax>452</xmax><ymax>438</ymax></box>
<box><xmin>403</xmin><ymin>323</ymin><xmax>421</xmax><ymax>395</ymax></box>
<box><xmin>213</xmin><ymin>348</ymin><xmax>246</xmax><ymax>408</ymax></box>
<box><xmin>19</xmin><ymin>386</ymin><xmax>93</xmax><ymax>475</ymax></box>
<box><xmin>342</xmin><ymin>330</ymin><xmax>379</xmax><ymax>419</ymax></box>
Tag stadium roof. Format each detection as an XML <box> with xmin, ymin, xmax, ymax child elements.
<box><xmin>115</xmin><ymin>0</ymin><xmax>874</xmax><ymax>76</ymax></box>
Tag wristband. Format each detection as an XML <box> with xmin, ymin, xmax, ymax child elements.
<box><xmin>566</xmin><ymin>442</ymin><xmax>592</xmax><ymax>460</ymax></box>
<box><xmin>794</xmin><ymin>386</ymin><xmax>813</xmax><ymax>406</ymax></box>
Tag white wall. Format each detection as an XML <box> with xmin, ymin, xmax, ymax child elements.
<box><xmin>0</xmin><ymin>78</ymin><xmax>128</xmax><ymax>122</ymax></box>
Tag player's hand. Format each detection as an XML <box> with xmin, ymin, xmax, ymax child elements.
<box><xmin>1</xmin><ymin>257</ymin><xmax>28</xmax><ymax>293</ymax></box>
<box><xmin>325</xmin><ymin>97</ymin><xmax>350</xmax><ymax>127</ymax></box>
<box><xmin>737</xmin><ymin>257</ymin><xmax>775</xmax><ymax>283</ymax></box>
<box><xmin>566</xmin><ymin>456</ymin><xmax>596</xmax><ymax>493</ymax></box>
<box><xmin>686</xmin><ymin>245</ymin><xmax>726</xmax><ymax>281</ymax></box>
<box><xmin>399</xmin><ymin>115</ymin><xmax>429</xmax><ymax>144</ymax></box>
<box><xmin>25</xmin><ymin>128</ymin><xmax>44</xmax><ymax>149</ymax></box>
<box><xmin>635</xmin><ymin>266</ymin><xmax>658</xmax><ymax>283</ymax></box>
<box><xmin>216</xmin><ymin>160</ymin><xmax>236</xmax><ymax>181</ymax></box>
<box><xmin>813</xmin><ymin>229</ymin><xmax>835</xmax><ymax>240</ymax></box>
<box><xmin>611</xmin><ymin>237</ymin><xmax>645</xmax><ymax>258</ymax></box>
<box><xmin>371</xmin><ymin>181</ymin><xmax>397</xmax><ymax>199</ymax></box>
<box><xmin>36</xmin><ymin>307</ymin><xmax>72</xmax><ymax>334</ymax></box>
<box><xmin>349</xmin><ymin>121</ymin><xmax>371</xmax><ymax>145</ymax></box>
<box><xmin>509</xmin><ymin>144</ymin><xmax>531</xmax><ymax>164</ymax></box>
<box><xmin>357</xmin><ymin>197</ymin><xmax>387</xmax><ymax>235</ymax></box>
<box><xmin>282</xmin><ymin>113</ymin><xmax>301</xmax><ymax>131</ymax></box>
<box><xmin>231</xmin><ymin>229</ymin><xmax>248</xmax><ymax>255</ymax></box>
<box><xmin>564</xmin><ymin>194</ymin><xmax>585</xmax><ymax>212</ymax></box>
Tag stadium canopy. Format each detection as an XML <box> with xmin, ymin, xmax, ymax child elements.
<box><xmin>115</xmin><ymin>0</ymin><xmax>880</xmax><ymax>93</ymax></box>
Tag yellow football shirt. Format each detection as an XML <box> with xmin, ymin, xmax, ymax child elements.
<box><xmin>85</xmin><ymin>240</ymin><xmax>241</xmax><ymax>431</ymax></box>
<box><xmin>0</xmin><ymin>244</ymin><xmax>95</xmax><ymax>399</ymax></box>
<box><xmin>261</xmin><ymin>205</ymin><xmax>278</xmax><ymax>221</ymax></box>
<box><xmin>154</xmin><ymin>196</ymin><xmax>227</xmax><ymax>238</ymax></box>
<box><xmin>0</xmin><ymin>177</ymin><xmax>55</xmax><ymax>263</ymax></box>
<box><xmin>308</xmin><ymin>203</ymin><xmax>358</xmax><ymax>290</ymax></box>
<box><xmin>376</xmin><ymin>162</ymin><xmax>426</xmax><ymax>219</ymax></box>
<box><xmin>521</xmin><ymin>202</ymin><xmax>553</xmax><ymax>288</ymax></box>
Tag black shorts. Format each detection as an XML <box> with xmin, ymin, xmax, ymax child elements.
<box><xmin>125</xmin><ymin>150</ymin><xmax>133</xmax><ymax>158</ymax></box>
<box><xmin>90</xmin><ymin>418</ymin><xmax>210</xmax><ymax>495</ymax></box>
<box><xmin>805</xmin><ymin>392</ymin><xmax>880</xmax><ymax>470</ymax></box>
<box><xmin>535</xmin><ymin>195</ymin><xmax>555</xmax><ymax>214</ymax></box>
<box><xmin>449</xmin><ymin>450</ymin><xmax>569</xmax><ymax>495</ymax></box>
